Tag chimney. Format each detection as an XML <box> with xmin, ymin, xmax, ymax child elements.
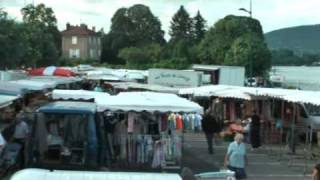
<box><xmin>92</xmin><ymin>26</ymin><xmax>96</xmax><ymax>32</ymax></box>
<box><xmin>66</xmin><ymin>23</ymin><xmax>71</xmax><ymax>30</ymax></box>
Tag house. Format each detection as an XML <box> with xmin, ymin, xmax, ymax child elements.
<box><xmin>61</xmin><ymin>23</ymin><xmax>101</xmax><ymax>60</ymax></box>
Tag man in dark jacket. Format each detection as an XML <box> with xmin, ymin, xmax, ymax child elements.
<box><xmin>202</xmin><ymin>113</ymin><xmax>216</xmax><ymax>154</ymax></box>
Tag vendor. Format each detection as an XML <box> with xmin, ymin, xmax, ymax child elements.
<box><xmin>47</xmin><ymin>123</ymin><xmax>63</xmax><ymax>146</ymax></box>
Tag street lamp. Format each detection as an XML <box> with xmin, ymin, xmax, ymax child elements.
<box><xmin>239</xmin><ymin>0</ymin><xmax>252</xmax><ymax>18</ymax></box>
<box><xmin>239</xmin><ymin>0</ymin><xmax>253</xmax><ymax>86</ymax></box>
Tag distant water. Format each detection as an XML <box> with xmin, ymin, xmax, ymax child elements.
<box><xmin>271</xmin><ymin>66</ymin><xmax>320</xmax><ymax>90</ymax></box>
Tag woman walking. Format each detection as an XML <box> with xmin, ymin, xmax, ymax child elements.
<box><xmin>250</xmin><ymin>110</ymin><xmax>261</xmax><ymax>149</ymax></box>
<box><xmin>224</xmin><ymin>133</ymin><xmax>247</xmax><ymax>179</ymax></box>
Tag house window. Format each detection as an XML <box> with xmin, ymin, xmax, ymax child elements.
<box><xmin>97</xmin><ymin>38</ymin><xmax>101</xmax><ymax>45</ymax></box>
<box><xmin>72</xmin><ymin>36</ymin><xmax>77</xmax><ymax>44</ymax></box>
<box><xmin>69</xmin><ymin>49</ymin><xmax>80</xmax><ymax>58</ymax></box>
<box><xmin>90</xmin><ymin>49</ymin><xmax>96</xmax><ymax>58</ymax></box>
<box><xmin>89</xmin><ymin>37</ymin><xmax>92</xmax><ymax>44</ymax></box>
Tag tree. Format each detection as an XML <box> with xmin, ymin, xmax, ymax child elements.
<box><xmin>0</xmin><ymin>9</ymin><xmax>28</xmax><ymax>69</ymax></box>
<box><xmin>20</xmin><ymin>3</ymin><xmax>61</xmax><ymax>66</ymax></box>
<box><xmin>103</xmin><ymin>4</ymin><xmax>165</xmax><ymax>64</ymax></box>
<box><xmin>225</xmin><ymin>33</ymin><xmax>271</xmax><ymax>76</ymax></box>
<box><xmin>192</xmin><ymin>11</ymin><xmax>207</xmax><ymax>42</ymax></box>
<box><xmin>169</xmin><ymin>5</ymin><xmax>193</xmax><ymax>43</ymax></box>
<box><xmin>118</xmin><ymin>43</ymin><xmax>162</xmax><ymax>69</ymax></box>
<box><xmin>198</xmin><ymin>15</ymin><xmax>271</xmax><ymax>76</ymax></box>
<box><xmin>21</xmin><ymin>3</ymin><xmax>57</xmax><ymax>26</ymax></box>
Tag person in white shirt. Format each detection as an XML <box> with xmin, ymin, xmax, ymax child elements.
<box><xmin>0</xmin><ymin>132</ymin><xmax>6</xmax><ymax>155</ymax></box>
<box><xmin>13</xmin><ymin>118</ymin><xmax>29</xmax><ymax>141</ymax></box>
<box><xmin>13</xmin><ymin>114</ymin><xmax>29</xmax><ymax>167</ymax></box>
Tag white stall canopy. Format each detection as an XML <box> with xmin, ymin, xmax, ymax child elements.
<box><xmin>96</xmin><ymin>91</ymin><xmax>203</xmax><ymax>114</ymax></box>
<box><xmin>0</xmin><ymin>81</ymin><xmax>47</xmax><ymax>93</ymax></box>
<box><xmin>110</xmin><ymin>82</ymin><xmax>179</xmax><ymax>94</ymax></box>
<box><xmin>0</xmin><ymin>94</ymin><xmax>19</xmax><ymax>109</ymax></box>
<box><xmin>52</xmin><ymin>89</ymin><xmax>109</xmax><ymax>100</ymax></box>
<box><xmin>86</xmin><ymin>74</ymin><xmax>122</xmax><ymax>81</ymax></box>
<box><xmin>10</xmin><ymin>79</ymin><xmax>56</xmax><ymax>89</ymax></box>
<box><xmin>179</xmin><ymin>85</ymin><xmax>320</xmax><ymax>106</ymax></box>
<box><xmin>29</xmin><ymin>76</ymin><xmax>82</xmax><ymax>85</ymax></box>
<box><xmin>10</xmin><ymin>169</ymin><xmax>182</xmax><ymax>180</ymax></box>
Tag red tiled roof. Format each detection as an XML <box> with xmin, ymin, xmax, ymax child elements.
<box><xmin>61</xmin><ymin>26</ymin><xmax>96</xmax><ymax>36</ymax></box>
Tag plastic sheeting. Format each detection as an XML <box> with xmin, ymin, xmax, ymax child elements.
<box><xmin>96</xmin><ymin>91</ymin><xmax>203</xmax><ymax>114</ymax></box>
<box><xmin>52</xmin><ymin>89</ymin><xmax>109</xmax><ymax>100</ymax></box>
<box><xmin>11</xmin><ymin>168</ymin><xmax>182</xmax><ymax>180</ymax></box>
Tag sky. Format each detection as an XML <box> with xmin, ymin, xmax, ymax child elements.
<box><xmin>1</xmin><ymin>0</ymin><xmax>320</xmax><ymax>39</ymax></box>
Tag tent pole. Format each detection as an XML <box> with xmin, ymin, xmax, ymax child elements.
<box><xmin>288</xmin><ymin>103</ymin><xmax>296</xmax><ymax>167</ymax></box>
<box><xmin>279</xmin><ymin>100</ymin><xmax>284</xmax><ymax>161</ymax></box>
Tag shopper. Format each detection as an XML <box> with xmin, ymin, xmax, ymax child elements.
<box><xmin>250</xmin><ymin>110</ymin><xmax>261</xmax><ymax>149</ymax></box>
<box><xmin>201</xmin><ymin>112</ymin><xmax>215</xmax><ymax>154</ymax></box>
<box><xmin>224</xmin><ymin>133</ymin><xmax>247</xmax><ymax>179</ymax></box>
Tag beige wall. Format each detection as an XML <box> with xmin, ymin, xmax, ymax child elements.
<box><xmin>62</xmin><ymin>35</ymin><xmax>101</xmax><ymax>60</ymax></box>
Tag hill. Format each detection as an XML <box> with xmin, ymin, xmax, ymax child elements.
<box><xmin>265</xmin><ymin>24</ymin><xmax>320</xmax><ymax>54</ymax></box>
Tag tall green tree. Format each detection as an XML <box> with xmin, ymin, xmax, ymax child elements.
<box><xmin>118</xmin><ymin>43</ymin><xmax>162</xmax><ymax>69</ymax></box>
<box><xmin>198</xmin><ymin>15</ymin><xmax>271</xmax><ymax>76</ymax></box>
<box><xmin>21</xmin><ymin>3</ymin><xmax>61</xmax><ymax>66</ymax></box>
<box><xmin>0</xmin><ymin>10</ymin><xmax>25</xmax><ymax>69</ymax></box>
<box><xmin>169</xmin><ymin>5</ymin><xmax>193</xmax><ymax>43</ymax></box>
<box><xmin>192</xmin><ymin>11</ymin><xmax>207</xmax><ymax>42</ymax></box>
<box><xmin>102</xmin><ymin>4</ymin><xmax>165</xmax><ymax>64</ymax></box>
<box><xmin>225</xmin><ymin>33</ymin><xmax>271</xmax><ymax>76</ymax></box>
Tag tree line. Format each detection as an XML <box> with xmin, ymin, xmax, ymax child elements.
<box><xmin>1</xmin><ymin>4</ymin><xmax>271</xmax><ymax>76</ymax></box>
<box><xmin>271</xmin><ymin>49</ymin><xmax>320</xmax><ymax>66</ymax></box>
<box><xmin>0</xmin><ymin>5</ymin><xmax>60</xmax><ymax>69</ymax></box>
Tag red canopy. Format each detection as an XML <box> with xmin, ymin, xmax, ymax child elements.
<box><xmin>28</xmin><ymin>66</ymin><xmax>75</xmax><ymax>77</ymax></box>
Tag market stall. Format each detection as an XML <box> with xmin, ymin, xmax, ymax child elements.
<box><xmin>95</xmin><ymin>92</ymin><xmax>203</xmax><ymax>170</ymax></box>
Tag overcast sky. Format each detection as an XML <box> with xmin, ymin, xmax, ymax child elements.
<box><xmin>1</xmin><ymin>0</ymin><xmax>320</xmax><ymax>39</ymax></box>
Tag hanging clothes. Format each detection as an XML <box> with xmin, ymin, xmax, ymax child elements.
<box><xmin>176</xmin><ymin>114</ymin><xmax>183</xmax><ymax>130</ymax></box>
<box><xmin>194</xmin><ymin>113</ymin><xmax>202</xmax><ymax>131</ymax></box>
<box><xmin>168</xmin><ymin>113</ymin><xmax>176</xmax><ymax>130</ymax></box>
<box><xmin>127</xmin><ymin>112</ymin><xmax>136</xmax><ymax>133</ymax></box>
<box><xmin>182</xmin><ymin>114</ymin><xmax>189</xmax><ymax>130</ymax></box>
<box><xmin>152</xmin><ymin>140</ymin><xmax>166</xmax><ymax>168</ymax></box>
<box><xmin>160</xmin><ymin>114</ymin><xmax>168</xmax><ymax>132</ymax></box>
<box><xmin>230</xmin><ymin>101</ymin><xmax>236</xmax><ymax>122</ymax></box>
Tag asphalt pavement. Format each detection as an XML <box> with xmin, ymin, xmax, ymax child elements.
<box><xmin>182</xmin><ymin>132</ymin><xmax>313</xmax><ymax>180</ymax></box>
